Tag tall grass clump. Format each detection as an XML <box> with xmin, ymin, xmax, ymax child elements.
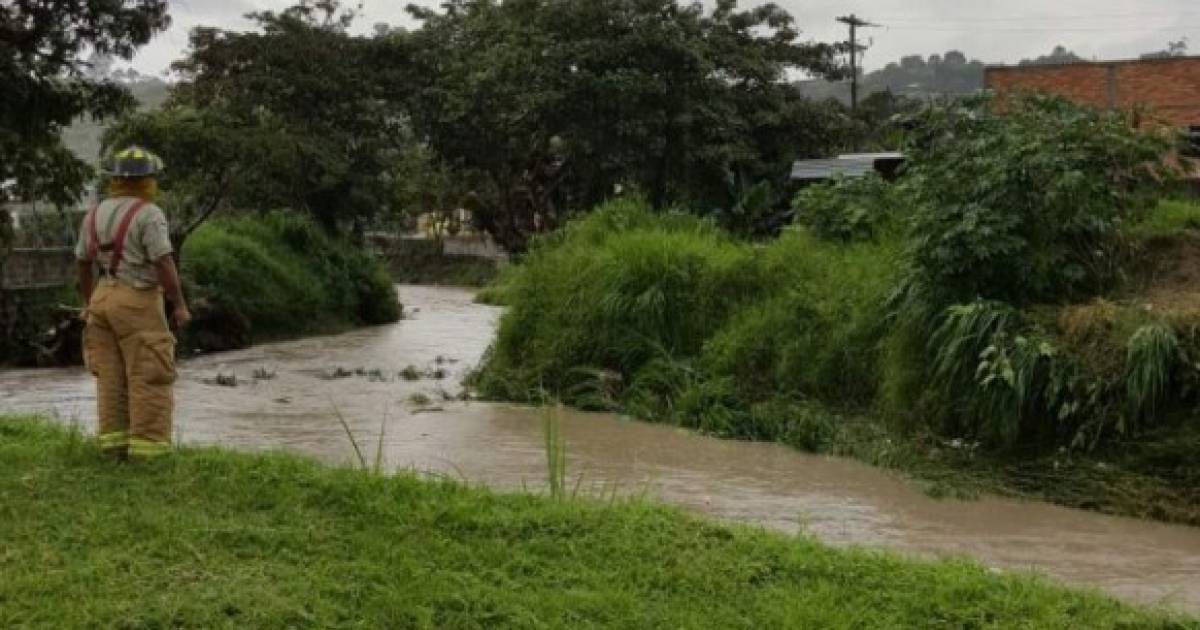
<box><xmin>475</xmin><ymin>197</ymin><xmax>900</xmax><ymax>448</ymax></box>
<box><xmin>542</xmin><ymin>406</ymin><xmax>568</xmax><ymax>498</ymax></box>
<box><xmin>1124</xmin><ymin>323</ymin><xmax>1179</xmax><ymax>429</ymax></box>
<box><xmin>473</xmin><ymin>197</ymin><xmax>768</xmax><ymax>402</ymax></box>
<box><xmin>699</xmin><ymin>229</ymin><xmax>900</xmax><ymax>405</ymax></box>
<box><xmin>182</xmin><ymin>211</ymin><xmax>400</xmax><ymax>347</ymax></box>
<box><xmin>1125</xmin><ymin>198</ymin><xmax>1200</xmax><ymax>242</ymax></box>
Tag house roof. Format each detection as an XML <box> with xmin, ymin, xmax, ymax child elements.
<box><xmin>790</xmin><ymin>152</ymin><xmax>905</xmax><ymax>181</ymax></box>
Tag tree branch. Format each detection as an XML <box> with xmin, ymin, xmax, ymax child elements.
<box><xmin>175</xmin><ymin>168</ymin><xmax>232</xmax><ymax>249</ymax></box>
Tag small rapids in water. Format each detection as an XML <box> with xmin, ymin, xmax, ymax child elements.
<box><xmin>3</xmin><ymin>284</ymin><xmax>1200</xmax><ymax>613</ymax></box>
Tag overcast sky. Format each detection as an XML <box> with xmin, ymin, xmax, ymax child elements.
<box><xmin>131</xmin><ymin>0</ymin><xmax>1200</xmax><ymax>76</ymax></box>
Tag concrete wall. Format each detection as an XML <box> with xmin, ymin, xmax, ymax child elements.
<box><xmin>985</xmin><ymin>56</ymin><xmax>1200</xmax><ymax>128</ymax></box>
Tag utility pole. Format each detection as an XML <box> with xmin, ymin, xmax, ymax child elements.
<box><xmin>836</xmin><ymin>14</ymin><xmax>878</xmax><ymax>112</ymax></box>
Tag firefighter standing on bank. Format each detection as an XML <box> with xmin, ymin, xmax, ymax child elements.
<box><xmin>76</xmin><ymin>146</ymin><xmax>191</xmax><ymax>461</ymax></box>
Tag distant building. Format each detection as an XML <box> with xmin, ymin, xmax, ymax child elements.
<box><xmin>984</xmin><ymin>56</ymin><xmax>1200</xmax><ymax>152</ymax></box>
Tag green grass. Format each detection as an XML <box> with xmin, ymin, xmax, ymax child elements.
<box><xmin>1127</xmin><ymin>199</ymin><xmax>1200</xmax><ymax>242</ymax></box>
<box><xmin>0</xmin><ymin>416</ymin><xmax>1192</xmax><ymax>629</ymax></box>
<box><xmin>474</xmin><ymin>198</ymin><xmax>768</xmax><ymax>403</ymax></box>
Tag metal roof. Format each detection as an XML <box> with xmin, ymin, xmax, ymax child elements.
<box><xmin>790</xmin><ymin>152</ymin><xmax>904</xmax><ymax>181</ymax></box>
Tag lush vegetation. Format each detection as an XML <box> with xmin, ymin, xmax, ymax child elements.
<box><xmin>181</xmin><ymin>213</ymin><xmax>399</xmax><ymax>352</ymax></box>
<box><xmin>0</xmin><ymin>1</ymin><xmax>169</xmax><ymax>207</ymax></box>
<box><xmin>86</xmin><ymin>0</ymin><xmax>871</xmax><ymax>255</ymax></box>
<box><xmin>473</xmin><ymin>196</ymin><xmax>893</xmax><ymax>447</ymax></box>
<box><xmin>0</xmin><ymin>417</ymin><xmax>1190</xmax><ymax>629</ymax></box>
<box><xmin>475</xmin><ymin>95</ymin><xmax>1200</xmax><ymax>523</ymax></box>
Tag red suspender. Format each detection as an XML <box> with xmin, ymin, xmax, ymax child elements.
<box><xmin>107</xmin><ymin>200</ymin><xmax>148</xmax><ymax>276</ymax></box>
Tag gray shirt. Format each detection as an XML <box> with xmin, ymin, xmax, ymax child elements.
<box><xmin>75</xmin><ymin>197</ymin><xmax>174</xmax><ymax>289</ymax></box>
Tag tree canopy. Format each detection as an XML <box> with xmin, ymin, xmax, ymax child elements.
<box><xmin>96</xmin><ymin>0</ymin><xmax>867</xmax><ymax>250</ymax></box>
<box><xmin>399</xmin><ymin>0</ymin><xmax>850</xmax><ymax>250</ymax></box>
<box><xmin>0</xmin><ymin>0</ymin><xmax>169</xmax><ymax>205</ymax></box>
<box><xmin>107</xmin><ymin>1</ymin><xmax>410</xmax><ymax>236</ymax></box>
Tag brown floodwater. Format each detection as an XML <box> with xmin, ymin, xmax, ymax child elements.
<box><xmin>3</xmin><ymin>284</ymin><xmax>1200</xmax><ymax>613</ymax></box>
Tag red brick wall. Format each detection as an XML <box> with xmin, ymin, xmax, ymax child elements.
<box><xmin>985</xmin><ymin>57</ymin><xmax>1200</xmax><ymax>127</ymax></box>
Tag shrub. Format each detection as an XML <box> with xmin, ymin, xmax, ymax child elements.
<box><xmin>792</xmin><ymin>174</ymin><xmax>904</xmax><ymax>242</ymax></box>
<box><xmin>701</xmin><ymin>230</ymin><xmax>899</xmax><ymax>405</ymax></box>
<box><xmin>899</xmin><ymin>94</ymin><xmax>1172</xmax><ymax>306</ymax></box>
<box><xmin>181</xmin><ymin>212</ymin><xmax>399</xmax><ymax>347</ymax></box>
<box><xmin>1124</xmin><ymin>323</ymin><xmax>1179</xmax><ymax>427</ymax></box>
<box><xmin>474</xmin><ymin>197</ymin><xmax>768</xmax><ymax>402</ymax></box>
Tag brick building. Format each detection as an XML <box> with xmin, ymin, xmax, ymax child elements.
<box><xmin>984</xmin><ymin>56</ymin><xmax>1200</xmax><ymax>132</ymax></box>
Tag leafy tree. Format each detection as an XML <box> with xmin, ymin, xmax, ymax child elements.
<box><xmin>160</xmin><ymin>0</ymin><xmax>408</xmax><ymax>233</ymax></box>
<box><xmin>0</xmin><ymin>0</ymin><xmax>170</xmax><ymax>205</ymax></box>
<box><xmin>104</xmin><ymin>106</ymin><xmax>280</xmax><ymax>252</ymax></box>
<box><xmin>399</xmin><ymin>0</ymin><xmax>847</xmax><ymax>251</ymax></box>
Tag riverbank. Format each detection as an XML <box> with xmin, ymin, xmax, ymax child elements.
<box><xmin>812</xmin><ymin>410</ymin><xmax>1200</xmax><ymax>526</ymax></box>
<box><xmin>0</xmin><ymin>417</ymin><xmax>1191</xmax><ymax>629</ymax></box>
<box><xmin>473</xmin><ymin>198</ymin><xmax>1200</xmax><ymax>528</ymax></box>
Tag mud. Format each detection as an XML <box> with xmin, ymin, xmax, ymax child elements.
<box><xmin>2</xmin><ymin>284</ymin><xmax>1199</xmax><ymax>613</ymax></box>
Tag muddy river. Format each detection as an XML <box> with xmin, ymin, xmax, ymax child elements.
<box><xmin>3</xmin><ymin>285</ymin><xmax>1200</xmax><ymax>613</ymax></box>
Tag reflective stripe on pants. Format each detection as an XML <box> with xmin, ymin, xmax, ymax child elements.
<box><xmin>129</xmin><ymin>437</ymin><xmax>171</xmax><ymax>459</ymax></box>
<box><xmin>98</xmin><ymin>430</ymin><xmax>129</xmax><ymax>452</ymax></box>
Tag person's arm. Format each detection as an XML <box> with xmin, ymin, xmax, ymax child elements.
<box><xmin>155</xmin><ymin>254</ymin><xmax>192</xmax><ymax>328</ymax></box>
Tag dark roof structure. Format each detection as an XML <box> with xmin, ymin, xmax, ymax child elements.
<box><xmin>790</xmin><ymin>152</ymin><xmax>905</xmax><ymax>181</ymax></box>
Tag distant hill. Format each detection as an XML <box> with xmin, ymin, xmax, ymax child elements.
<box><xmin>61</xmin><ymin>71</ymin><xmax>170</xmax><ymax>166</ymax></box>
<box><xmin>798</xmin><ymin>45</ymin><xmax>1117</xmax><ymax>104</ymax></box>
<box><xmin>798</xmin><ymin>50</ymin><xmax>986</xmax><ymax>104</ymax></box>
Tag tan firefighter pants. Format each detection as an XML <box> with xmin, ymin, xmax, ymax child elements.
<box><xmin>83</xmin><ymin>280</ymin><xmax>176</xmax><ymax>459</ymax></box>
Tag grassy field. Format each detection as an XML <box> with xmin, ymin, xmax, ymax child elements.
<box><xmin>0</xmin><ymin>416</ymin><xmax>1192</xmax><ymax>629</ymax></box>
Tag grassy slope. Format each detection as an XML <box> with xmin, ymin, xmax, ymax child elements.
<box><xmin>0</xmin><ymin>418</ymin><xmax>1190</xmax><ymax>629</ymax></box>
